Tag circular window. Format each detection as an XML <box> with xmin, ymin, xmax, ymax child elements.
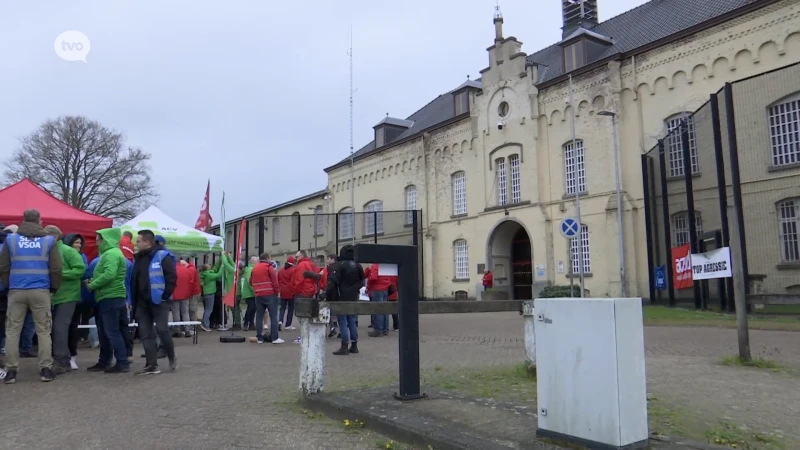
<box><xmin>498</xmin><ymin>101</ymin><xmax>510</xmax><ymax>118</ymax></box>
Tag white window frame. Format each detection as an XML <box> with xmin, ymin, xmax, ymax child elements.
<box><xmin>564</xmin><ymin>140</ymin><xmax>586</xmax><ymax>195</ymax></box>
<box><xmin>339</xmin><ymin>208</ymin><xmax>354</xmax><ymax>240</ymax></box>
<box><xmin>778</xmin><ymin>198</ymin><xmax>799</xmax><ymax>263</ymax></box>
<box><xmin>768</xmin><ymin>95</ymin><xmax>800</xmax><ymax>167</ymax></box>
<box><xmin>452</xmin><ymin>171</ymin><xmax>467</xmax><ymax>216</ymax></box>
<box><xmin>364</xmin><ymin>200</ymin><xmax>384</xmax><ymax>235</ymax></box>
<box><xmin>314</xmin><ymin>206</ymin><xmax>324</xmax><ymax>236</ymax></box>
<box><xmin>510</xmin><ymin>154</ymin><xmax>521</xmax><ymax>204</ymax></box>
<box><xmin>569</xmin><ymin>225</ymin><xmax>591</xmax><ymax>274</ymax></box>
<box><xmin>291</xmin><ymin>213</ymin><xmax>300</xmax><ymax>241</ymax></box>
<box><xmin>271</xmin><ymin>217</ymin><xmax>280</xmax><ymax>244</ymax></box>
<box><xmin>496</xmin><ymin>157</ymin><xmax>507</xmax><ymax>206</ymax></box>
<box><xmin>665</xmin><ymin>115</ymin><xmax>699</xmax><ymax>177</ymax></box>
<box><xmin>454</xmin><ymin>239</ymin><xmax>469</xmax><ymax>280</ymax></box>
<box><xmin>405</xmin><ymin>185</ymin><xmax>417</xmax><ymax>225</ymax></box>
<box><xmin>672</xmin><ymin>212</ymin><xmax>703</xmax><ymax>247</ymax></box>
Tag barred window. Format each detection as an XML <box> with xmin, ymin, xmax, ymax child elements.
<box><xmin>768</xmin><ymin>96</ymin><xmax>800</xmax><ymax>167</ymax></box>
<box><xmin>454</xmin><ymin>239</ymin><xmax>469</xmax><ymax>280</ymax></box>
<box><xmin>510</xmin><ymin>154</ymin><xmax>521</xmax><ymax>203</ymax></box>
<box><xmin>665</xmin><ymin>115</ymin><xmax>699</xmax><ymax>177</ymax></box>
<box><xmin>405</xmin><ymin>185</ymin><xmax>417</xmax><ymax>225</ymax></box>
<box><xmin>672</xmin><ymin>212</ymin><xmax>703</xmax><ymax>247</ymax></box>
<box><xmin>339</xmin><ymin>207</ymin><xmax>354</xmax><ymax>240</ymax></box>
<box><xmin>314</xmin><ymin>206</ymin><xmax>324</xmax><ymax>235</ymax></box>
<box><xmin>564</xmin><ymin>140</ymin><xmax>586</xmax><ymax>195</ymax></box>
<box><xmin>778</xmin><ymin>199</ymin><xmax>799</xmax><ymax>263</ymax></box>
<box><xmin>364</xmin><ymin>200</ymin><xmax>384</xmax><ymax>235</ymax></box>
<box><xmin>452</xmin><ymin>171</ymin><xmax>467</xmax><ymax>216</ymax></box>
<box><xmin>271</xmin><ymin>217</ymin><xmax>280</xmax><ymax>244</ymax></box>
<box><xmin>496</xmin><ymin>157</ymin><xmax>507</xmax><ymax>206</ymax></box>
<box><xmin>291</xmin><ymin>212</ymin><xmax>300</xmax><ymax>242</ymax></box>
<box><xmin>570</xmin><ymin>225</ymin><xmax>591</xmax><ymax>273</ymax></box>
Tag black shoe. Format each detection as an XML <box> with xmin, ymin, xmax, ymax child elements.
<box><xmin>104</xmin><ymin>364</ymin><xmax>130</xmax><ymax>374</ymax></box>
<box><xmin>349</xmin><ymin>342</ymin><xmax>359</xmax><ymax>354</ymax></box>
<box><xmin>87</xmin><ymin>363</ymin><xmax>111</xmax><ymax>372</ymax></box>
<box><xmin>383</xmin><ymin>330</ymin><xmax>389</xmax><ymax>336</ymax></box>
<box><xmin>4</xmin><ymin>370</ymin><xmax>17</xmax><ymax>384</ymax></box>
<box><xmin>333</xmin><ymin>345</ymin><xmax>349</xmax><ymax>356</ymax></box>
<box><xmin>52</xmin><ymin>363</ymin><xmax>70</xmax><ymax>375</ymax></box>
<box><xmin>140</xmin><ymin>353</ymin><xmax>146</xmax><ymax>358</ymax></box>
<box><xmin>40</xmin><ymin>367</ymin><xmax>56</xmax><ymax>382</ymax></box>
<box><xmin>368</xmin><ymin>324</ymin><xmax>373</xmax><ymax>329</ymax></box>
<box><xmin>327</xmin><ymin>327</ymin><xmax>338</xmax><ymax>338</ymax></box>
<box><xmin>368</xmin><ymin>331</ymin><xmax>383</xmax><ymax>337</ymax></box>
<box><xmin>19</xmin><ymin>351</ymin><xmax>35</xmax><ymax>358</ymax></box>
<box><xmin>136</xmin><ymin>365</ymin><xmax>161</xmax><ymax>375</ymax></box>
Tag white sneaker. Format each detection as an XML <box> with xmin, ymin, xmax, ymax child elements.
<box><xmin>272</xmin><ymin>338</ymin><xmax>285</xmax><ymax>344</ymax></box>
<box><xmin>293</xmin><ymin>337</ymin><xmax>302</xmax><ymax>344</ymax></box>
<box><xmin>286</xmin><ymin>326</ymin><xmax>296</xmax><ymax>330</ymax></box>
<box><xmin>70</xmin><ymin>357</ymin><xmax>79</xmax><ymax>370</ymax></box>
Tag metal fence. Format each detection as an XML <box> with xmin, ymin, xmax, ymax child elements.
<box><xmin>642</xmin><ymin>63</ymin><xmax>800</xmax><ymax>311</ymax></box>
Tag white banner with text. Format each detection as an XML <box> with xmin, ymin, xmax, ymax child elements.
<box><xmin>691</xmin><ymin>247</ymin><xmax>733</xmax><ymax>280</ymax></box>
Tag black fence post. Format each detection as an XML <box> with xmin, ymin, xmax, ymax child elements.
<box><xmin>714</xmin><ymin>230</ymin><xmax>727</xmax><ymax>310</ymax></box>
<box><xmin>658</xmin><ymin>140</ymin><xmax>676</xmax><ymax>306</ymax></box>
<box><xmin>335</xmin><ymin>212</ymin><xmax>340</xmax><ymax>256</ymax></box>
<box><xmin>680</xmin><ymin>120</ymin><xmax>702</xmax><ymax>309</ymax></box>
<box><xmin>373</xmin><ymin>210</ymin><xmax>379</xmax><ymax>244</ymax></box>
<box><xmin>257</xmin><ymin>217</ymin><xmax>265</xmax><ymax>256</ymax></box>
<box><xmin>724</xmin><ymin>83</ymin><xmax>750</xmax><ymax>308</ymax></box>
<box><xmin>641</xmin><ymin>155</ymin><xmax>657</xmax><ymax>304</ymax></box>
<box><xmin>296</xmin><ymin>215</ymin><xmax>301</xmax><ymax>252</ymax></box>
<box><xmin>710</xmin><ymin>93</ymin><xmax>733</xmax><ymax>312</ymax></box>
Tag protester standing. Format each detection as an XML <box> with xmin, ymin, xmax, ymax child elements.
<box><xmin>187</xmin><ymin>259</ymin><xmax>202</xmax><ymax>322</ymax></box>
<box><xmin>199</xmin><ymin>261</ymin><xmax>222</xmax><ymax>331</ymax></box>
<box><xmin>0</xmin><ymin>209</ymin><xmax>63</xmax><ymax>383</ymax></box>
<box><xmin>367</xmin><ymin>263</ymin><xmax>392</xmax><ymax>337</ymax></box>
<box><xmin>119</xmin><ymin>231</ymin><xmax>135</xmax><ymax>262</ymax></box>
<box><xmin>66</xmin><ymin>233</ymin><xmax>89</xmax><ymax>369</ymax></box>
<box><xmin>250</xmin><ymin>253</ymin><xmax>282</xmax><ymax>344</ymax></box>
<box><xmin>326</xmin><ymin>245</ymin><xmax>365</xmax><ymax>355</ymax></box>
<box><xmin>0</xmin><ymin>225</ymin><xmax>9</xmax><ymax>366</ymax></box>
<box><xmin>241</xmin><ymin>256</ymin><xmax>257</xmax><ymax>331</ymax></box>
<box><xmin>277</xmin><ymin>256</ymin><xmax>296</xmax><ymax>331</ymax></box>
<box><xmin>170</xmin><ymin>260</ymin><xmax>193</xmax><ymax>337</ymax></box>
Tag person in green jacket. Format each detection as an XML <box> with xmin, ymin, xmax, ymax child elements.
<box><xmin>199</xmin><ymin>260</ymin><xmax>222</xmax><ymax>331</ymax></box>
<box><xmin>240</xmin><ymin>256</ymin><xmax>257</xmax><ymax>331</ymax></box>
<box><xmin>44</xmin><ymin>226</ymin><xmax>86</xmax><ymax>374</ymax></box>
<box><xmin>86</xmin><ymin>228</ymin><xmax>130</xmax><ymax>373</ymax></box>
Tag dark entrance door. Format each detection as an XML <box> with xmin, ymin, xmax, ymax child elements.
<box><xmin>511</xmin><ymin>227</ymin><xmax>533</xmax><ymax>300</ymax></box>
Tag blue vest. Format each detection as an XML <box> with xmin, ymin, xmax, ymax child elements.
<box><xmin>149</xmin><ymin>249</ymin><xmax>171</xmax><ymax>304</ymax></box>
<box><xmin>6</xmin><ymin>234</ymin><xmax>55</xmax><ymax>290</ymax></box>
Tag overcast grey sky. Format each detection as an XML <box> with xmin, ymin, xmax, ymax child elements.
<box><xmin>0</xmin><ymin>0</ymin><xmax>648</xmax><ymax>225</ymax></box>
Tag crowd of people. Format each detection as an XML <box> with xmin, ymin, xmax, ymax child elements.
<box><xmin>0</xmin><ymin>209</ymin><xmax>401</xmax><ymax>384</ymax></box>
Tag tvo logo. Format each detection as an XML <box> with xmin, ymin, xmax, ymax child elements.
<box><xmin>54</xmin><ymin>31</ymin><xmax>91</xmax><ymax>63</ymax></box>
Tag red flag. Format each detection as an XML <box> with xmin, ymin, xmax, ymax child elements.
<box><xmin>194</xmin><ymin>180</ymin><xmax>213</xmax><ymax>231</ymax></box>
<box><xmin>671</xmin><ymin>244</ymin><xmax>694</xmax><ymax>290</ymax></box>
<box><xmin>223</xmin><ymin>218</ymin><xmax>247</xmax><ymax>307</ymax></box>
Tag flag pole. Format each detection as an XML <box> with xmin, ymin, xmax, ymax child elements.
<box><xmin>219</xmin><ymin>191</ymin><xmax>228</xmax><ymax>331</ymax></box>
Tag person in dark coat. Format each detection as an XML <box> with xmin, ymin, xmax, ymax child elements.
<box><xmin>326</xmin><ymin>245</ymin><xmax>365</xmax><ymax>356</ymax></box>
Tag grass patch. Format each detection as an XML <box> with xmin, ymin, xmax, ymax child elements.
<box><xmin>706</xmin><ymin>421</ymin><xmax>786</xmax><ymax>449</ymax></box>
<box><xmin>720</xmin><ymin>355</ymin><xmax>784</xmax><ymax>370</ymax></box>
<box><xmin>643</xmin><ymin>306</ymin><xmax>800</xmax><ymax>331</ymax></box>
<box><xmin>422</xmin><ymin>363</ymin><xmax>537</xmax><ymax>401</ymax></box>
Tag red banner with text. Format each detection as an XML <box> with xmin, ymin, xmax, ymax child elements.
<box><xmin>671</xmin><ymin>244</ymin><xmax>694</xmax><ymax>290</ymax></box>
<box><xmin>222</xmin><ymin>218</ymin><xmax>247</xmax><ymax>307</ymax></box>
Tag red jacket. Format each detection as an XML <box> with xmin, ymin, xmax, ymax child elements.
<box><xmin>188</xmin><ymin>263</ymin><xmax>201</xmax><ymax>296</ymax></box>
<box><xmin>250</xmin><ymin>261</ymin><xmax>279</xmax><ymax>297</ymax></box>
<box><xmin>388</xmin><ymin>276</ymin><xmax>398</xmax><ymax>301</ymax></box>
<box><xmin>292</xmin><ymin>256</ymin><xmax>318</xmax><ymax>298</ymax></box>
<box><xmin>172</xmin><ymin>264</ymin><xmax>193</xmax><ymax>300</ymax></box>
<box><xmin>278</xmin><ymin>265</ymin><xmax>296</xmax><ymax>299</ymax></box>
<box><xmin>367</xmin><ymin>264</ymin><xmax>392</xmax><ymax>292</ymax></box>
<box><xmin>482</xmin><ymin>271</ymin><xmax>494</xmax><ymax>288</ymax></box>
<box><xmin>319</xmin><ymin>267</ymin><xmax>329</xmax><ymax>291</ymax></box>
<box><xmin>119</xmin><ymin>235</ymin><xmax>135</xmax><ymax>262</ymax></box>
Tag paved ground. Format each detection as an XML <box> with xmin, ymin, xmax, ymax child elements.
<box><xmin>1</xmin><ymin>313</ymin><xmax>798</xmax><ymax>449</ymax></box>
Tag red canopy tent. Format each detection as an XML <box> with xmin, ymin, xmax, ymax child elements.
<box><xmin>0</xmin><ymin>179</ymin><xmax>112</xmax><ymax>260</ymax></box>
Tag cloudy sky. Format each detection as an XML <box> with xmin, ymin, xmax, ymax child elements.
<box><xmin>0</xmin><ymin>0</ymin><xmax>648</xmax><ymax>225</ymax></box>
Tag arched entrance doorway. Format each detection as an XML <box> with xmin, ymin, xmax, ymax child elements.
<box><xmin>487</xmin><ymin>220</ymin><xmax>533</xmax><ymax>300</ymax></box>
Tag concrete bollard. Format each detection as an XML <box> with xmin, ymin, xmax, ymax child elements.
<box><xmin>522</xmin><ymin>300</ymin><xmax>536</xmax><ymax>371</ymax></box>
<box><xmin>299</xmin><ymin>303</ymin><xmax>330</xmax><ymax>396</ymax></box>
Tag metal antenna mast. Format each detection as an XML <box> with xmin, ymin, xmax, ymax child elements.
<box><xmin>348</xmin><ymin>25</ymin><xmax>356</xmax><ymax>243</ymax></box>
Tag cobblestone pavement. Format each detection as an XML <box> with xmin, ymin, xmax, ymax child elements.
<box><xmin>1</xmin><ymin>313</ymin><xmax>798</xmax><ymax>449</ymax></box>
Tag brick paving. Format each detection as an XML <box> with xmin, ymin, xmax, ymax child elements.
<box><xmin>1</xmin><ymin>313</ymin><xmax>798</xmax><ymax>449</ymax></box>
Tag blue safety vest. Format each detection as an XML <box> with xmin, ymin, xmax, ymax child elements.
<box><xmin>5</xmin><ymin>234</ymin><xmax>54</xmax><ymax>290</ymax></box>
<box><xmin>149</xmin><ymin>249</ymin><xmax>172</xmax><ymax>304</ymax></box>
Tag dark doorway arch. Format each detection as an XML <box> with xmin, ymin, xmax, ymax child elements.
<box><xmin>511</xmin><ymin>227</ymin><xmax>533</xmax><ymax>300</ymax></box>
<box><xmin>486</xmin><ymin>219</ymin><xmax>533</xmax><ymax>300</ymax></box>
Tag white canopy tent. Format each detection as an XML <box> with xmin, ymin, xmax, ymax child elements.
<box><xmin>119</xmin><ymin>205</ymin><xmax>223</xmax><ymax>254</ymax></box>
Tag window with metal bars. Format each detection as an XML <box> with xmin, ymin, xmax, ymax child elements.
<box><xmin>510</xmin><ymin>154</ymin><xmax>521</xmax><ymax>203</ymax></box>
<box><xmin>496</xmin><ymin>157</ymin><xmax>507</xmax><ymax>206</ymax></box>
<box><xmin>364</xmin><ymin>200</ymin><xmax>384</xmax><ymax>235</ymax></box>
<box><xmin>454</xmin><ymin>239</ymin><xmax>469</xmax><ymax>280</ymax></box>
<box><xmin>569</xmin><ymin>225</ymin><xmax>591</xmax><ymax>273</ymax></box>
<box><xmin>291</xmin><ymin>212</ymin><xmax>299</xmax><ymax>242</ymax></box>
<box><xmin>665</xmin><ymin>115</ymin><xmax>699</xmax><ymax>177</ymax></box>
<box><xmin>271</xmin><ymin>217</ymin><xmax>280</xmax><ymax>244</ymax></box>
<box><xmin>314</xmin><ymin>206</ymin><xmax>324</xmax><ymax>235</ymax></box>
<box><xmin>564</xmin><ymin>140</ymin><xmax>586</xmax><ymax>195</ymax></box>
<box><xmin>405</xmin><ymin>185</ymin><xmax>417</xmax><ymax>225</ymax></box>
<box><xmin>778</xmin><ymin>199</ymin><xmax>799</xmax><ymax>263</ymax></box>
<box><xmin>768</xmin><ymin>96</ymin><xmax>800</xmax><ymax>167</ymax></box>
<box><xmin>339</xmin><ymin>207</ymin><xmax>354</xmax><ymax>240</ymax></box>
<box><xmin>672</xmin><ymin>212</ymin><xmax>703</xmax><ymax>247</ymax></box>
<box><xmin>452</xmin><ymin>171</ymin><xmax>467</xmax><ymax>216</ymax></box>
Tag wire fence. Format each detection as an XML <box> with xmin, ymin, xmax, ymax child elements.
<box><xmin>642</xmin><ymin>63</ymin><xmax>800</xmax><ymax>311</ymax></box>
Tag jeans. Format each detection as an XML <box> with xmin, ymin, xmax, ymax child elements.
<box><xmin>279</xmin><ymin>299</ymin><xmax>295</xmax><ymax>327</ymax></box>
<box><xmin>201</xmin><ymin>294</ymin><xmax>215</xmax><ymax>328</ymax></box>
<box><xmin>20</xmin><ymin>311</ymin><xmax>35</xmax><ymax>353</ymax></box>
<box><xmin>136</xmin><ymin>301</ymin><xmax>175</xmax><ymax>368</ymax></box>
<box><xmin>120</xmin><ymin>305</ymin><xmax>133</xmax><ymax>358</ymax></box>
<box><xmin>370</xmin><ymin>290</ymin><xmax>389</xmax><ymax>332</ymax></box>
<box><xmin>169</xmin><ymin>300</ymin><xmax>190</xmax><ymax>331</ymax></box>
<box><xmin>52</xmin><ymin>301</ymin><xmax>77</xmax><ymax>366</ymax></box>
<box><xmin>96</xmin><ymin>298</ymin><xmax>129</xmax><ymax>368</ymax></box>
<box><xmin>189</xmin><ymin>295</ymin><xmax>202</xmax><ymax>322</ymax></box>
<box><xmin>337</xmin><ymin>315</ymin><xmax>358</xmax><ymax>345</ymax></box>
<box><xmin>243</xmin><ymin>297</ymin><xmax>256</xmax><ymax>328</ymax></box>
<box><xmin>255</xmin><ymin>296</ymin><xmax>279</xmax><ymax>341</ymax></box>
<box><xmin>0</xmin><ymin>310</ymin><xmax>6</xmax><ymax>354</ymax></box>
<box><xmin>5</xmin><ymin>289</ymin><xmax>53</xmax><ymax>371</ymax></box>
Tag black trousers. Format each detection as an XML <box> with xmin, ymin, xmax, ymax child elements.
<box><xmin>135</xmin><ymin>301</ymin><xmax>175</xmax><ymax>367</ymax></box>
<box><xmin>243</xmin><ymin>297</ymin><xmax>256</xmax><ymax>327</ymax></box>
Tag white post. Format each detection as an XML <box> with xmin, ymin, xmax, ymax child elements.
<box><xmin>523</xmin><ymin>300</ymin><xmax>536</xmax><ymax>371</ymax></box>
<box><xmin>299</xmin><ymin>303</ymin><xmax>330</xmax><ymax>396</ymax></box>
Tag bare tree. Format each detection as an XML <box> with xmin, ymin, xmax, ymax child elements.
<box><xmin>4</xmin><ymin>116</ymin><xmax>157</xmax><ymax>220</ymax></box>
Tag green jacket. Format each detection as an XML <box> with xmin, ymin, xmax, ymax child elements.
<box><xmin>52</xmin><ymin>241</ymin><xmax>86</xmax><ymax>305</ymax></box>
<box><xmin>200</xmin><ymin>265</ymin><xmax>222</xmax><ymax>295</ymax></box>
<box><xmin>239</xmin><ymin>263</ymin><xmax>255</xmax><ymax>299</ymax></box>
<box><xmin>220</xmin><ymin>254</ymin><xmax>235</xmax><ymax>294</ymax></box>
<box><xmin>88</xmin><ymin>228</ymin><xmax>128</xmax><ymax>302</ymax></box>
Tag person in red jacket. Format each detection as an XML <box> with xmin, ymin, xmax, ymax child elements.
<box><xmin>170</xmin><ymin>260</ymin><xmax>193</xmax><ymax>337</ymax></box>
<box><xmin>482</xmin><ymin>269</ymin><xmax>494</xmax><ymax>289</ymax></box>
<box><xmin>187</xmin><ymin>260</ymin><xmax>202</xmax><ymax>322</ymax></box>
<box><xmin>388</xmin><ymin>275</ymin><xmax>399</xmax><ymax>331</ymax></box>
<box><xmin>119</xmin><ymin>231</ymin><xmax>135</xmax><ymax>262</ymax></box>
<box><xmin>292</xmin><ymin>251</ymin><xmax>320</xmax><ymax>300</ymax></box>
<box><xmin>249</xmin><ymin>253</ymin><xmax>282</xmax><ymax>344</ymax></box>
<box><xmin>367</xmin><ymin>263</ymin><xmax>392</xmax><ymax>337</ymax></box>
<box><xmin>277</xmin><ymin>256</ymin><xmax>296</xmax><ymax>332</ymax></box>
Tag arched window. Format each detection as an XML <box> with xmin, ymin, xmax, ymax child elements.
<box><xmin>271</xmin><ymin>217</ymin><xmax>280</xmax><ymax>244</ymax></box>
<box><xmin>569</xmin><ymin>225</ymin><xmax>591</xmax><ymax>274</ymax></box>
<box><xmin>563</xmin><ymin>140</ymin><xmax>586</xmax><ymax>195</ymax></box>
<box><xmin>509</xmin><ymin>154</ymin><xmax>521</xmax><ymax>203</ymax></box>
<box><xmin>768</xmin><ymin>93</ymin><xmax>800</xmax><ymax>167</ymax></box>
<box><xmin>496</xmin><ymin>157</ymin><xmax>507</xmax><ymax>206</ymax></box>
<box><xmin>665</xmin><ymin>114</ymin><xmax>699</xmax><ymax>177</ymax></box>
<box><xmin>339</xmin><ymin>207</ymin><xmax>354</xmax><ymax>240</ymax></box>
<box><xmin>453</xmin><ymin>239</ymin><xmax>469</xmax><ymax>280</ymax></box>
<box><xmin>314</xmin><ymin>205</ymin><xmax>324</xmax><ymax>236</ymax></box>
<box><xmin>291</xmin><ymin>212</ymin><xmax>300</xmax><ymax>242</ymax></box>
<box><xmin>364</xmin><ymin>200</ymin><xmax>384</xmax><ymax>235</ymax></box>
<box><xmin>452</xmin><ymin>171</ymin><xmax>467</xmax><ymax>216</ymax></box>
<box><xmin>777</xmin><ymin>198</ymin><xmax>799</xmax><ymax>263</ymax></box>
<box><xmin>405</xmin><ymin>185</ymin><xmax>417</xmax><ymax>225</ymax></box>
<box><xmin>672</xmin><ymin>211</ymin><xmax>703</xmax><ymax>247</ymax></box>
